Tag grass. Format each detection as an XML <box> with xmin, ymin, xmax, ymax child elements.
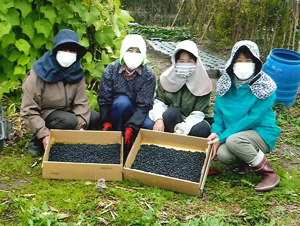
<box><xmin>1</xmin><ymin>95</ymin><xmax>300</xmax><ymax>224</ymax></box>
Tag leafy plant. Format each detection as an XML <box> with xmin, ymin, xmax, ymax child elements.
<box><xmin>129</xmin><ymin>24</ymin><xmax>194</xmax><ymax>41</ymax></box>
<box><xmin>0</xmin><ymin>0</ymin><xmax>134</xmax><ymax>112</ymax></box>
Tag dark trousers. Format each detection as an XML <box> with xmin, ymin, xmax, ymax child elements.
<box><xmin>31</xmin><ymin>110</ymin><xmax>100</xmax><ymax>148</ymax></box>
<box><xmin>163</xmin><ymin>106</ymin><xmax>211</xmax><ymax>138</ymax></box>
<box><xmin>45</xmin><ymin>110</ymin><xmax>100</xmax><ymax>130</ymax></box>
<box><xmin>110</xmin><ymin>96</ymin><xmax>154</xmax><ymax>131</ymax></box>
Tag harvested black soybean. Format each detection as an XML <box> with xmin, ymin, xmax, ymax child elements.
<box><xmin>131</xmin><ymin>144</ymin><xmax>206</xmax><ymax>183</ymax></box>
<box><xmin>48</xmin><ymin>143</ymin><xmax>121</xmax><ymax>164</ymax></box>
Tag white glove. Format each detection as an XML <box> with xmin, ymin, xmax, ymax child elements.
<box><xmin>174</xmin><ymin>111</ymin><xmax>205</xmax><ymax>135</ymax></box>
<box><xmin>149</xmin><ymin>99</ymin><xmax>168</xmax><ymax>121</ymax></box>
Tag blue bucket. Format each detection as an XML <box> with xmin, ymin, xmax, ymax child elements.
<box><xmin>262</xmin><ymin>48</ymin><xmax>300</xmax><ymax>106</ymax></box>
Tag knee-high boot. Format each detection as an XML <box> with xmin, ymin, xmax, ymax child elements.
<box><xmin>252</xmin><ymin>156</ymin><xmax>280</xmax><ymax>191</ymax></box>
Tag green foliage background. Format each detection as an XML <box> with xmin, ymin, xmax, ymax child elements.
<box><xmin>0</xmin><ymin>0</ymin><xmax>133</xmax><ymax>112</ymax></box>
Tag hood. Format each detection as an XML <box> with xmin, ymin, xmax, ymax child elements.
<box><xmin>33</xmin><ymin>29</ymin><xmax>86</xmax><ymax>84</ymax></box>
<box><xmin>53</xmin><ymin>29</ymin><xmax>87</xmax><ymax>59</ymax></box>
<box><xmin>119</xmin><ymin>34</ymin><xmax>147</xmax><ymax>65</ymax></box>
<box><xmin>225</xmin><ymin>40</ymin><xmax>262</xmax><ymax>73</ymax></box>
<box><xmin>160</xmin><ymin>40</ymin><xmax>212</xmax><ymax>96</ymax></box>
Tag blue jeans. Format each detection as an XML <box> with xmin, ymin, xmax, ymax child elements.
<box><xmin>111</xmin><ymin>96</ymin><xmax>154</xmax><ymax>131</ymax></box>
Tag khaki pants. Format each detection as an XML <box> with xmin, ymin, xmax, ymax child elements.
<box><xmin>217</xmin><ymin>130</ymin><xmax>269</xmax><ymax>165</ymax></box>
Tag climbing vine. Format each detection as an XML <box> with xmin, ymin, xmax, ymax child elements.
<box><xmin>0</xmin><ymin>0</ymin><xmax>133</xmax><ymax>112</ymax></box>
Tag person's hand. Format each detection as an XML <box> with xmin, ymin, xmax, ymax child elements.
<box><xmin>79</xmin><ymin>128</ymin><xmax>84</xmax><ymax>131</ymax></box>
<box><xmin>153</xmin><ymin>119</ymin><xmax>164</xmax><ymax>132</ymax></box>
<box><xmin>42</xmin><ymin>135</ymin><xmax>49</xmax><ymax>150</ymax></box>
<box><xmin>103</xmin><ymin>122</ymin><xmax>113</xmax><ymax>131</ymax></box>
<box><xmin>207</xmin><ymin>138</ymin><xmax>221</xmax><ymax>159</ymax></box>
<box><xmin>125</xmin><ymin>127</ymin><xmax>133</xmax><ymax>148</ymax></box>
<box><xmin>208</xmin><ymin>133</ymin><xmax>219</xmax><ymax>141</ymax></box>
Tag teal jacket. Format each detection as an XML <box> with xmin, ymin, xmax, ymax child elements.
<box><xmin>212</xmin><ymin>82</ymin><xmax>280</xmax><ymax>150</ymax></box>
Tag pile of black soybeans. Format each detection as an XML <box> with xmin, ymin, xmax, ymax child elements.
<box><xmin>48</xmin><ymin>143</ymin><xmax>121</xmax><ymax>164</ymax></box>
<box><xmin>131</xmin><ymin>144</ymin><xmax>206</xmax><ymax>182</ymax></box>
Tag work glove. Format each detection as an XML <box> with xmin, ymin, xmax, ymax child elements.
<box><xmin>102</xmin><ymin>123</ymin><xmax>113</xmax><ymax>131</ymax></box>
<box><xmin>124</xmin><ymin>127</ymin><xmax>133</xmax><ymax>148</ymax></box>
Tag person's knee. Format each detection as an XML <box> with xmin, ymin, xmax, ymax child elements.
<box><xmin>142</xmin><ymin>117</ymin><xmax>155</xmax><ymax>130</ymax></box>
<box><xmin>64</xmin><ymin>114</ymin><xmax>78</xmax><ymax>129</ymax></box>
<box><xmin>163</xmin><ymin>106</ymin><xmax>181</xmax><ymax>121</ymax></box>
<box><xmin>189</xmin><ymin>120</ymin><xmax>211</xmax><ymax>138</ymax></box>
<box><xmin>112</xmin><ymin>96</ymin><xmax>133</xmax><ymax>113</ymax></box>
<box><xmin>217</xmin><ymin>147</ymin><xmax>235</xmax><ymax>165</ymax></box>
<box><xmin>226</xmin><ymin>134</ymin><xmax>243</xmax><ymax>150</ymax></box>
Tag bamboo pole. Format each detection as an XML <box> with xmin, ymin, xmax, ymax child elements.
<box><xmin>171</xmin><ymin>0</ymin><xmax>185</xmax><ymax>28</ymax></box>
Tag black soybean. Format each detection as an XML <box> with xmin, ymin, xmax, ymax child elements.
<box><xmin>48</xmin><ymin>143</ymin><xmax>121</xmax><ymax>164</ymax></box>
<box><xmin>131</xmin><ymin>144</ymin><xmax>206</xmax><ymax>183</ymax></box>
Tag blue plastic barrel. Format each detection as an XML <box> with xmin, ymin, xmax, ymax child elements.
<box><xmin>262</xmin><ymin>48</ymin><xmax>300</xmax><ymax>106</ymax></box>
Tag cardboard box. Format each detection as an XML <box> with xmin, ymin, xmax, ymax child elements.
<box><xmin>42</xmin><ymin>130</ymin><xmax>123</xmax><ymax>181</ymax></box>
<box><xmin>123</xmin><ymin>129</ymin><xmax>212</xmax><ymax>196</ymax></box>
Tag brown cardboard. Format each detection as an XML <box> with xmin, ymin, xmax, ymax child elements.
<box><xmin>42</xmin><ymin>130</ymin><xmax>123</xmax><ymax>181</ymax></box>
<box><xmin>123</xmin><ymin>129</ymin><xmax>212</xmax><ymax>196</ymax></box>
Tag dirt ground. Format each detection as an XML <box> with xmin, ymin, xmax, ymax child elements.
<box><xmin>146</xmin><ymin>43</ymin><xmax>300</xmax><ymax>172</ymax></box>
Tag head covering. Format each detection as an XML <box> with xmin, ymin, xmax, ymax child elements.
<box><xmin>160</xmin><ymin>40</ymin><xmax>212</xmax><ymax>96</ymax></box>
<box><xmin>225</xmin><ymin>40</ymin><xmax>262</xmax><ymax>75</ymax></box>
<box><xmin>119</xmin><ymin>34</ymin><xmax>147</xmax><ymax>65</ymax></box>
<box><xmin>216</xmin><ymin>40</ymin><xmax>276</xmax><ymax>99</ymax></box>
<box><xmin>33</xmin><ymin>29</ymin><xmax>87</xmax><ymax>84</ymax></box>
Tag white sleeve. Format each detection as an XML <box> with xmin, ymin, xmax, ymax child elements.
<box><xmin>149</xmin><ymin>99</ymin><xmax>168</xmax><ymax>121</ymax></box>
<box><xmin>174</xmin><ymin>111</ymin><xmax>205</xmax><ymax>135</ymax></box>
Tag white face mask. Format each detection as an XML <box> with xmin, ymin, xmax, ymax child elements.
<box><xmin>175</xmin><ymin>63</ymin><xmax>197</xmax><ymax>78</ymax></box>
<box><xmin>124</xmin><ymin>52</ymin><xmax>143</xmax><ymax>70</ymax></box>
<box><xmin>56</xmin><ymin>50</ymin><xmax>77</xmax><ymax>68</ymax></box>
<box><xmin>233</xmin><ymin>62</ymin><xmax>255</xmax><ymax>80</ymax></box>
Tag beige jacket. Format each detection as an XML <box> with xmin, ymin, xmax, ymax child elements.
<box><xmin>21</xmin><ymin>69</ymin><xmax>91</xmax><ymax>139</ymax></box>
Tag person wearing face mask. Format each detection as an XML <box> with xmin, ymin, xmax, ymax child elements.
<box><xmin>21</xmin><ymin>29</ymin><xmax>100</xmax><ymax>157</ymax></box>
<box><xmin>149</xmin><ymin>40</ymin><xmax>212</xmax><ymax>138</ymax></box>
<box><xmin>97</xmin><ymin>34</ymin><xmax>156</xmax><ymax>163</ymax></box>
<box><xmin>207</xmin><ymin>40</ymin><xmax>281</xmax><ymax>192</ymax></box>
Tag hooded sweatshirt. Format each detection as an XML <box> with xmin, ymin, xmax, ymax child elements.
<box><xmin>149</xmin><ymin>40</ymin><xmax>212</xmax><ymax>122</ymax></box>
<box><xmin>21</xmin><ymin>29</ymin><xmax>90</xmax><ymax>139</ymax></box>
<box><xmin>212</xmin><ymin>40</ymin><xmax>281</xmax><ymax>150</ymax></box>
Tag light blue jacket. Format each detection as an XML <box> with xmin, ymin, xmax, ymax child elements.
<box><xmin>212</xmin><ymin>82</ymin><xmax>280</xmax><ymax>150</ymax></box>
<box><xmin>212</xmin><ymin>40</ymin><xmax>281</xmax><ymax>150</ymax></box>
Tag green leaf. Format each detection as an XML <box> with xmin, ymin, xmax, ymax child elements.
<box><xmin>21</xmin><ymin>17</ymin><xmax>34</xmax><ymax>40</ymax></box>
<box><xmin>90</xmin><ymin>62</ymin><xmax>105</xmax><ymax>79</ymax></box>
<box><xmin>13</xmin><ymin>65</ymin><xmax>26</xmax><ymax>75</ymax></box>
<box><xmin>0</xmin><ymin>0</ymin><xmax>14</xmax><ymax>14</ymax></box>
<box><xmin>116</xmin><ymin>8</ymin><xmax>134</xmax><ymax>25</ymax></box>
<box><xmin>1</xmin><ymin>58</ymin><xmax>14</xmax><ymax>74</ymax></box>
<box><xmin>83</xmin><ymin>51</ymin><xmax>93</xmax><ymax>63</ymax></box>
<box><xmin>59</xmin><ymin>5</ymin><xmax>74</xmax><ymax>21</ymax></box>
<box><xmin>70</xmin><ymin>0</ymin><xmax>87</xmax><ymax>18</ymax></box>
<box><xmin>8</xmin><ymin>49</ymin><xmax>22</xmax><ymax>62</ymax></box>
<box><xmin>14</xmin><ymin>0</ymin><xmax>32</xmax><ymax>18</ymax></box>
<box><xmin>31</xmin><ymin>33</ymin><xmax>46</xmax><ymax>50</ymax></box>
<box><xmin>15</xmin><ymin>39</ymin><xmax>31</xmax><ymax>55</ymax></box>
<box><xmin>86</xmin><ymin>6</ymin><xmax>100</xmax><ymax>26</ymax></box>
<box><xmin>34</xmin><ymin>19</ymin><xmax>52</xmax><ymax>38</ymax></box>
<box><xmin>0</xmin><ymin>22</ymin><xmax>12</xmax><ymax>39</ymax></box>
<box><xmin>46</xmin><ymin>41</ymin><xmax>54</xmax><ymax>50</ymax></box>
<box><xmin>101</xmin><ymin>50</ymin><xmax>111</xmax><ymax>65</ymax></box>
<box><xmin>48</xmin><ymin>0</ymin><xmax>65</xmax><ymax>11</ymax></box>
<box><xmin>80</xmin><ymin>37</ymin><xmax>89</xmax><ymax>48</ymax></box>
<box><xmin>17</xmin><ymin>54</ymin><xmax>30</xmax><ymax>66</ymax></box>
<box><xmin>95</xmin><ymin>26</ymin><xmax>115</xmax><ymax>46</ymax></box>
<box><xmin>40</xmin><ymin>5</ymin><xmax>57</xmax><ymax>25</ymax></box>
<box><xmin>7</xmin><ymin>8</ymin><xmax>20</xmax><ymax>26</ymax></box>
<box><xmin>1</xmin><ymin>30</ymin><xmax>15</xmax><ymax>48</ymax></box>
